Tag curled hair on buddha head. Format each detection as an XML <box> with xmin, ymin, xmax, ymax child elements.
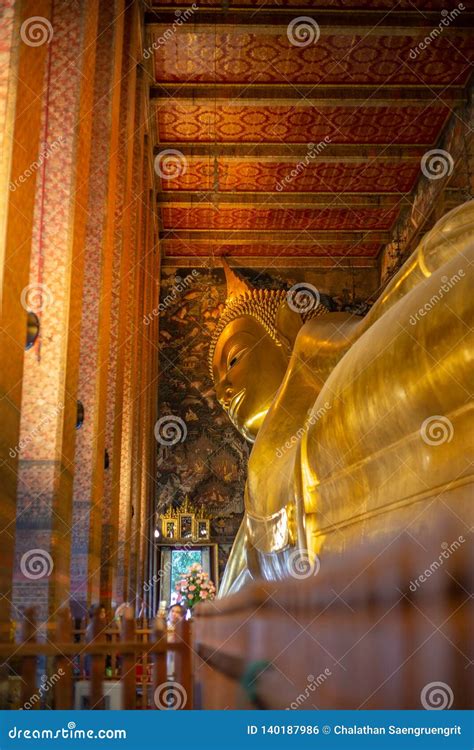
<box><xmin>208</xmin><ymin>259</ymin><xmax>327</xmax><ymax>377</ymax></box>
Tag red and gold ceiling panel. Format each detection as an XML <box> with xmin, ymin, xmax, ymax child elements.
<box><xmin>153</xmin><ymin>32</ymin><xmax>473</xmax><ymax>86</ymax></box>
<box><xmin>162</xmin><ymin>206</ymin><xmax>399</xmax><ymax>231</ymax></box>
<box><xmin>162</xmin><ymin>240</ymin><xmax>383</xmax><ymax>258</ymax></box>
<box><xmin>149</xmin><ymin>4</ymin><xmax>473</xmax><ymax>264</ymax></box>
<box><xmin>160</xmin><ymin>159</ymin><xmax>419</xmax><ymax>194</ymax></box>
<box><xmin>156</xmin><ymin>103</ymin><xmax>449</xmax><ymax>145</ymax></box>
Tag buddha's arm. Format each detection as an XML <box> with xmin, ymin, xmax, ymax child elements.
<box><xmin>247</xmin><ymin>313</ymin><xmax>360</xmax><ymax>519</ymax></box>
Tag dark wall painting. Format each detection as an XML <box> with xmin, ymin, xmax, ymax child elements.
<box><xmin>156</xmin><ymin>264</ymin><xmax>378</xmax><ymax>579</ymax></box>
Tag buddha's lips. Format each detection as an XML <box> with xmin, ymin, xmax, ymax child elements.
<box><xmin>228</xmin><ymin>389</ymin><xmax>245</xmax><ymax>421</ymax></box>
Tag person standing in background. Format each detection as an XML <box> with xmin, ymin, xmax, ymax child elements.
<box><xmin>166</xmin><ymin>604</ymin><xmax>185</xmax><ymax>680</ymax></box>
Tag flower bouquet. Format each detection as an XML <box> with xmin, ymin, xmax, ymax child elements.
<box><xmin>175</xmin><ymin>563</ymin><xmax>216</xmax><ymax>609</ymax></box>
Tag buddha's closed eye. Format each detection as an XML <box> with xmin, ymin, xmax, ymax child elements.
<box><xmin>227</xmin><ymin>347</ymin><xmax>248</xmax><ymax>371</ymax></box>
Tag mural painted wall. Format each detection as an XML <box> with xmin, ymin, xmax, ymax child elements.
<box><xmin>156</xmin><ymin>263</ymin><xmax>378</xmax><ymax>578</ymax></box>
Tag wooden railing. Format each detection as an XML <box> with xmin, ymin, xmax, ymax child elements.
<box><xmin>193</xmin><ymin>518</ymin><xmax>473</xmax><ymax>710</ymax></box>
<box><xmin>1</xmin><ymin>608</ymin><xmax>193</xmax><ymax>710</ymax></box>
<box><xmin>3</xmin><ymin>518</ymin><xmax>471</xmax><ymax>710</ymax></box>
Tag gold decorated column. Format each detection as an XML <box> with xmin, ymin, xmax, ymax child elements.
<box><xmin>0</xmin><ymin>0</ymin><xmax>52</xmax><ymax>641</ymax></box>
<box><xmin>70</xmin><ymin>0</ymin><xmax>126</xmax><ymax>617</ymax></box>
<box><xmin>13</xmin><ymin>0</ymin><xmax>99</xmax><ymax>627</ymax></box>
<box><xmin>100</xmin><ymin>2</ymin><xmax>142</xmax><ymax>609</ymax></box>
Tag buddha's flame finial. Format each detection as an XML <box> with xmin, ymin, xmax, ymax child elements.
<box><xmin>222</xmin><ymin>257</ymin><xmax>253</xmax><ymax>304</ymax></box>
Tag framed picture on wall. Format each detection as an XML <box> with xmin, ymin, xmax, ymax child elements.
<box><xmin>164</xmin><ymin>519</ymin><xmax>177</xmax><ymax>539</ymax></box>
<box><xmin>196</xmin><ymin>519</ymin><xmax>210</xmax><ymax>540</ymax></box>
<box><xmin>179</xmin><ymin>513</ymin><xmax>194</xmax><ymax>540</ymax></box>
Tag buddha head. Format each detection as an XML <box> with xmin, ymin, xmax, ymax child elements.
<box><xmin>209</xmin><ymin>260</ymin><xmax>326</xmax><ymax>442</ymax></box>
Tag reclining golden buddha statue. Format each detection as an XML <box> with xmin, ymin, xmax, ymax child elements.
<box><xmin>209</xmin><ymin>201</ymin><xmax>474</xmax><ymax>596</ymax></box>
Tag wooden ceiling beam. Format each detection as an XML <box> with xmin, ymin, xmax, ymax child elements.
<box><xmin>145</xmin><ymin>10</ymin><xmax>474</xmax><ymax>31</ymax></box>
<box><xmin>154</xmin><ymin>143</ymin><xmax>428</xmax><ymax>160</ymax></box>
<box><xmin>161</xmin><ymin>254</ymin><xmax>379</xmax><ymax>269</ymax></box>
<box><xmin>160</xmin><ymin>229</ymin><xmax>391</xmax><ymax>242</ymax></box>
<box><xmin>150</xmin><ymin>84</ymin><xmax>467</xmax><ymax>107</ymax></box>
<box><xmin>157</xmin><ymin>191</ymin><xmax>409</xmax><ymax>208</ymax></box>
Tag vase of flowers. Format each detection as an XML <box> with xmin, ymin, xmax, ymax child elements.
<box><xmin>175</xmin><ymin>563</ymin><xmax>216</xmax><ymax>611</ymax></box>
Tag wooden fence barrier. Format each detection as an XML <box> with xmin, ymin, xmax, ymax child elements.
<box><xmin>1</xmin><ymin>609</ymin><xmax>193</xmax><ymax>710</ymax></box>
<box><xmin>193</xmin><ymin>518</ymin><xmax>473</xmax><ymax>710</ymax></box>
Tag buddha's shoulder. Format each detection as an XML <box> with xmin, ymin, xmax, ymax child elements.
<box><xmin>290</xmin><ymin>312</ymin><xmax>361</xmax><ymax>366</ymax></box>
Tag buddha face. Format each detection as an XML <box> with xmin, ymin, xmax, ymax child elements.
<box><xmin>212</xmin><ymin>315</ymin><xmax>289</xmax><ymax>442</ymax></box>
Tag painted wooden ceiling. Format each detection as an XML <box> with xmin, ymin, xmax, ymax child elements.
<box><xmin>147</xmin><ymin>1</ymin><xmax>474</xmax><ymax>267</ymax></box>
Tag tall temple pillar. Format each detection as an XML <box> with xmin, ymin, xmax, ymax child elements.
<box><xmin>99</xmin><ymin>3</ymin><xmax>143</xmax><ymax>611</ymax></box>
<box><xmin>0</xmin><ymin>0</ymin><xmax>52</xmax><ymax>642</ymax></box>
<box><xmin>135</xmin><ymin>184</ymin><xmax>155</xmax><ymax>605</ymax></box>
<box><xmin>128</xmin><ymin>150</ymin><xmax>153</xmax><ymax>609</ymax></box>
<box><xmin>12</xmin><ymin>0</ymin><xmax>99</xmax><ymax>629</ymax></box>
<box><xmin>67</xmin><ymin>0</ymin><xmax>154</xmax><ymax>617</ymax></box>
<box><xmin>70</xmin><ymin>0</ymin><xmax>126</xmax><ymax>618</ymax></box>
